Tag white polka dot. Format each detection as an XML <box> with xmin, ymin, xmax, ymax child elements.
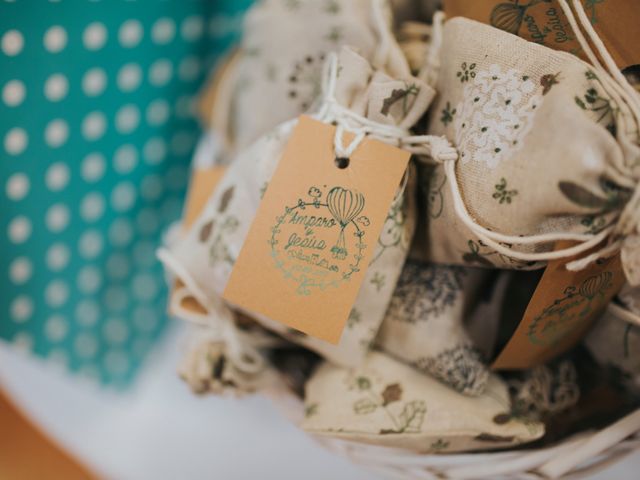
<box><xmin>111</xmin><ymin>181</ymin><xmax>136</xmax><ymax>211</ymax></box>
<box><xmin>3</xmin><ymin>79</ymin><xmax>26</xmax><ymax>106</ymax></box>
<box><xmin>9</xmin><ymin>257</ymin><xmax>32</xmax><ymax>284</ymax></box>
<box><xmin>46</xmin><ymin>243</ymin><xmax>70</xmax><ymax>271</ymax></box>
<box><xmin>81</xmin><ymin>153</ymin><xmax>106</xmax><ymax>182</ymax></box>
<box><xmin>143</xmin><ymin>137</ymin><xmax>166</xmax><ymax>165</ymax></box>
<box><xmin>78</xmin><ymin>229</ymin><xmax>103</xmax><ymax>258</ymax></box>
<box><xmin>45</xmin><ymin>315</ymin><xmax>68</xmax><ymax>342</ymax></box>
<box><xmin>113</xmin><ymin>144</ymin><xmax>138</xmax><ymax>174</ymax></box>
<box><xmin>104</xmin><ymin>318</ymin><xmax>129</xmax><ymax>345</ymax></box>
<box><xmin>46</xmin><ymin>203</ymin><xmax>70</xmax><ymax>232</ymax></box>
<box><xmin>151</xmin><ymin>18</ymin><xmax>175</xmax><ymax>44</ymax></box>
<box><xmin>165</xmin><ymin>165</ymin><xmax>188</xmax><ymax>191</ymax></box>
<box><xmin>171</xmin><ymin>131</ymin><xmax>195</xmax><ymax>155</ymax></box>
<box><xmin>104</xmin><ymin>286</ymin><xmax>128</xmax><ymax>312</ymax></box>
<box><xmin>12</xmin><ymin>332</ymin><xmax>34</xmax><ymax>353</ymax></box>
<box><xmin>140</xmin><ymin>174</ymin><xmax>164</xmax><ymax>201</ymax></box>
<box><xmin>149</xmin><ymin>59</ymin><xmax>173</xmax><ymax>87</ymax></box>
<box><xmin>82</xmin><ymin>111</ymin><xmax>107</xmax><ymax>140</ymax></box>
<box><xmin>75</xmin><ymin>333</ymin><xmax>98</xmax><ymax>358</ymax></box>
<box><xmin>8</xmin><ymin>216</ymin><xmax>31</xmax><ymax>244</ymax></box>
<box><xmin>133</xmin><ymin>305</ymin><xmax>157</xmax><ymax>332</ymax></box>
<box><xmin>77</xmin><ymin>265</ymin><xmax>102</xmax><ymax>294</ymax></box>
<box><xmin>45</xmin><ymin>280</ymin><xmax>69</xmax><ymax>307</ymax></box>
<box><xmin>10</xmin><ymin>295</ymin><xmax>33</xmax><ymax>323</ymax></box>
<box><xmin>108</xmin><ymin>218</ymin><xmax>133</xmax><ymax>246</ymax></box>
<box><xmin>146</xmin><ymin>99</ymin><xmax>170</xmax><ymax>126</ymax></box>
<box><xmin>5</xmin><ymin>172</ymin><xmax>29</xmax><ymax>200</ymax></box>
<box><xmin>4</xmin><ymin>128</ymin><xmax>28</xmax><ymax>155</ymax></box>
<box><xmin>44</xmin><ymin>74</ymin><xmax>68</xmax><ymax>101</ymax></box>
<box><xmin>117</xmin><ymin>63</ymin><xmax>142</xmax><ymax>92</ymax></box>
<box><xmin>106</xmin><ymin>253</ymin><xmax>130</xmax><ymax>279</ymax></box>
<box><xmin>133</xmin><ymin>240</ymin><xmax>156</xmax><ymax>267</ymax></box>
<box><xmin>115</xmin><ymin>104</ymin><xmax>140</xmax><ymax>133</ymax></box>
<box><xmin>136</xmin><ymin>208</ymin><xmax>159</xmax><ymax>235</ymax></box>
<box><xmin>181</xmin><ymin>16</ymin><xmax>204</xmax><ymax>41</ymax></box>
<box><xmin>118</xmin><ymin>19</ymin><xmax>142</xmax><ymax>48</ymax></box>
<box><xmin>132</xmin><ymin>273</ymin><xmax>158</xmax><ymax>300</ymax></box>
<box><xmin>43</xmin><ymin>26</ymin><xmax>67</xmax><ymax>53</ymax></box>
<box><xmin>75</xmin><ymin>299</ymin><xmax>100</xmax><ymax>326</ymax></box>
<box><xmin>80</xmin><ymin>192</ymin><xmax>106</xmax><ymax>222</ymax></box>
<box><xmin>178</xmin><ymin>56</ymin><xmax>200</xmax><ymax>81</ymax></box>
<box><xmin>175</xmin><ymin>95</ymin><xmax>195</xmax><ymax>118</ymax></box>
<box><xmin>44</xmin><ymin>119</ymin><xmax>69</xmax><ymax>147</ymax></box>
<box><xmin>45</xmin><ymin>162</ymin><xmax>70</xmax><ymax>191</ymax></box>
<box><xmin>82</xmin><ymin>68</ymin><xmax>107</xmax><ymax>96</ymax></box>
<box><xmin>2</xmin><ymin>30</ymin><xmax>23</xmax><ymax>56</ymax></box>
<box><xmin>83</xmin><ymin>22</ymin><xmax>107</xmax><ymax>50</ymax></box>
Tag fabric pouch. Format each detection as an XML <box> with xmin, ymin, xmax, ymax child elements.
<box><xmin>412</xmin><ymin>16</ymin><xmax>640</xmax><ymax>283</ymax></box>
<box><xmin>161</xmin><ymin>46</ymin><xmax>435</xmax><ymax>367</ymax></box>
<box><xmin>376</xmin><ymin>260</ymin><xmax>491</xmax><ymax>395</ymax></box>
<box><xmin>302</xmin><ymin>350</ymin><xmax>545</xmax><ymax>453</ymax></box>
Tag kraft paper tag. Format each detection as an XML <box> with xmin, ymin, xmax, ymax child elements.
<box><xmin>223</xmin><ymin>116</ymin><xmax>411</xmax><ymax>344</ymax></box>
<box><xmin>170</xmin><ymin>165</ymin><xmax>227</xmax><ymax>316</ymax></box>
<box><xmin>444</xmin><ymin>0</ymin><xmax>640</xmax><ymax>70</ymax></box>
<box><xmin>492</xmin><ymin>244</ymin><xmax>626</xmax><ymax>369</ymax></box>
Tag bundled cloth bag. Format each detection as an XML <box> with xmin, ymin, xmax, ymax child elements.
<box><xmin>215</xmin><ymin>0</ymin><xmax>381</xmax><ymax>154</ymax></box>
<box><xmin>412</xmin><ymin>8</ymin><xmax>640</xmax><ymax>285</ymax></box>
<box><xmin>160</xmin><ymin>32</ymin><xmax>440</xmax><ymax>370</ymax></box>
<box><xmin>376</xmin><ymin>260</ymin><xmax>492</xmax><ymax>395</ymax></box>
<box><xmin>302</xmin><ymin>351</ymin><xmax>544</xmax><ymax>452</ymax></box>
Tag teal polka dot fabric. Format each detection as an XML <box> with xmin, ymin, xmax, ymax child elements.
<box><xmin>1</xmin><ymin>1</ymin><xmax>251</xmax><ymax>387</ymax></box>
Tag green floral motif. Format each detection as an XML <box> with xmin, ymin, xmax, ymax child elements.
<box><xmin>371</xmin><ymin>271</ymin><xmax>385</xmax><ymax>291</ymax></box>
<box><xmin>371</xmin><ymin>195</ymin><xmax>407</xmax><ymax>264</ymax></box>
<box><xmin>305</xmin><ymin>403</ymin><xmax>318</xmax><ymax>418</ymax></box>
<box><xmin>440</xmin><ymin>101</ymin><xmax>456</xmax><ymax>126</ymax></box>
<box><xmin>199</xmin><ymin>185</ymin><xmax>239</xmax><ymax>267</ymax></box>
<box><xmin>325</xmin><ymin>26</ymin><xmax>342</xmax><ymax>43</ymax></box>
<box><xmin>456</xmin><ymin>62</ymin><xmax>476</xmax><ymax>83</ymax></box>
<box><xmin>347</xmin><ymin>308</ymin><xmax>361</xmax><ymax>329</ymax></box>
<box><xmin>380</xmin><ymin>83</ymin><xmax>420</xmax><ymax>117</ymax></box>
<box><xmin>559</xmin><ymin>175</ymin><xmax>631</xmax><ymax>233</ymax></box>
<box><xmin>575</xmin><ymin>71</ymin><xmax>617</xmax><ymax>135</ymax></box>
<box><xmin>492</xmin><ymin>177</ymin><xmax>518</xmax><ymax>204</ymax></box>
<box><xmin>349</xmin><ymin>377</ymin><xmax>427</xmax><ymax>434</ymax></box>
<box><xmin>324</xmin><ymin>0</ymin><xmax>340</xmax><ymax>14</ymax></box>
<box><xmin>430</xmin><ymin>438</ymin><xmax>450</xmax><ymax>451</ymax></box>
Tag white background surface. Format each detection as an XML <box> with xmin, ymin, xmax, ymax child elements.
<box><xmin>1</xmin><ymin>322</ymin><xmax>638</xmax><ymax>480</ymax></box>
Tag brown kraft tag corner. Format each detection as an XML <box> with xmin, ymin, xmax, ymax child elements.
<box><xmin>443</xmin><ymin>0</ymin><xmax>640</xmax><ymax>70</ymax></box>
<box><xmin>492</xmin><ymin>243</ymin><xmax>626</xmax><ymax>370</ymax></box>
<box><xmin>223</xmin><ymin>116</ymin><xmax>411</xmax><ymax>344</ymax></box>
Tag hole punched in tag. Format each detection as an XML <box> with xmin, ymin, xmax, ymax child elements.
<box><xmin>335</xmin><ymin>156</ymin><xmax>350</xmax><ymax>169</ymax></box>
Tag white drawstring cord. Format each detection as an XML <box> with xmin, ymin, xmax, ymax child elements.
<box><xmin>158</xmin><ymin>248</ymin><xmax>265</xmax><ymax>375</ymax></box>
<box><xmin>422</xmin><ymin>1</ymin><xmax>640</xmax><ymax>273</ymax></box>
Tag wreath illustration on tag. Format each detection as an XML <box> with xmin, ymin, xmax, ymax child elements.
<box><xmin>269</xmin><ymin>186</ymin><xmax>370</xmax><ymax>295</ymax></box>
<box><xmin>527</xmin><ymin>271</ymin><xmax>614</xmax><ymax>346</ymax></box>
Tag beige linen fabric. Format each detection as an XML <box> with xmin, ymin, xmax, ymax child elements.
<box><xmin>302</xmin><ymin>350</ymin><xmax>544</xmax><ymax>452</ymax></box>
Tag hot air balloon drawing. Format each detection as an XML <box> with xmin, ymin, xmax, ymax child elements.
<box><xmin>326</xmin><ymin>187</ymin><xmax>365</xmax><ymax>260</ymax></box>
<box><xmin>490</xmin><ymin>0</ymin><xmax>550</xmax><ymax>35</ymax></box>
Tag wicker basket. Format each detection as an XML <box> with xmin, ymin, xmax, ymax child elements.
<box><xmin>186</xmin><ymin>1</ymin><xmax>640</xmax><ymax>477</ymax></box>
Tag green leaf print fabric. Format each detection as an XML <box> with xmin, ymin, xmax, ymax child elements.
<box><xmin>0</xmin><ymin>0</ymin><xmax>252</xmax><ymax>387</ymax></box>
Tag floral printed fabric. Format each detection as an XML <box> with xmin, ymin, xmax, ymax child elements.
<box><xmin>163</xmin><ymin>46</ymin><xmax>434</xmax><ymax>367</ymax></box>
<box><xmin>221</xmin><ymin>0</ymin><xmax>379</xmax><ymax>154</ymax></box>
<box><xmin>302</xmin><ymin>351</ymin><xmax>544</xmax><ymax>452</ymax></box>
<box><xmin>376</xmin><ymin>261</ymin><xmax>491</xmax><ymax>395</ymax></box>
<box><xmin>413</xmin><ymin>17</ymin><xmax>639</xmax><ymax>270</ymax></box>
